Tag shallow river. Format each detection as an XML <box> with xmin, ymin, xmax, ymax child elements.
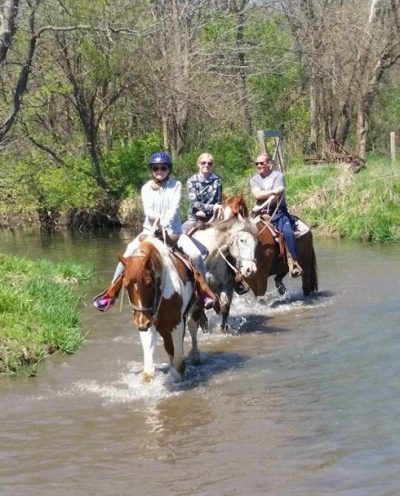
<box><xmin>0</xmin><ymin>230</ymin><xmax>399</xmax><ymax>496</ymax></box>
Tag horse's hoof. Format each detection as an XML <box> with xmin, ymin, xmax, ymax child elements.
<box><xmin>276</xmin><ymin>282</ymin><xmax>286</xmax><ymax>295</ymax></box>
<box><xmin>189</xmin><ymin>350</ymin><xmax>203</xmax><ymax>365</ymax></box>
<box><xmin>142</xmin><ymin>372</ymin><xmax>155</xmax><ymax>383</ymax></box>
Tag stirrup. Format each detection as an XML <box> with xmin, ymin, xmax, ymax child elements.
<box><xmin>290</xmin><ymin>261</ymin><xmax>302</xmax><ymax>279</ymax></box>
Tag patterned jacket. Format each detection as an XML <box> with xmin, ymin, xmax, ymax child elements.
<box><xmin>186</xmin><ymin>173</ymin><xmax>223</xmax><ymax>221</ymax></box>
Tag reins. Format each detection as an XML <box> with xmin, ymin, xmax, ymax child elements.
<box><xmin>124</xmin><ymin>223</ymin><xmax>169</xmax><ymax>322</ymax></box>
<box><xmin>216</xmin><ymin>228</ymin><xmax>256</xmax><ymax>277</ymax></box>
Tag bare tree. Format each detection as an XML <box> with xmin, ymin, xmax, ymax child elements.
<box><xmin>282</xmin><ymin>0</ymin><xmax>400</xmax><ymax>158</ymax></box>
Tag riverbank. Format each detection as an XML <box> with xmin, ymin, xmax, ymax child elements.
<box><xmin>223</xmin><ymin>157</ymin><xmax>400</xmax><ymax>242</ymax></box>
<box><xmin>2</xmin><ymin>158</ymin><xmax>399</xmax><ymax>242</ymax></box>
<box><xmin>0</xmin><ymin>255</ymin><xmax>93</xmax><ymax>376</ymax></box>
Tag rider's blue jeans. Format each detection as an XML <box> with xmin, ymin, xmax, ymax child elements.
<box><xmin>271</xmin><ymin>210</ymin><xmax>299</xmax><ymax>260</ymax></box>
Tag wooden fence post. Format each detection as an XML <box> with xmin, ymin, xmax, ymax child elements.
<box><xmin>390</xmin><ymin>131</ymin><xmax>396</xmax><ymax>161</ymax></box>
<box><xmin>257</xmin><ymin>130</ymin><xmax>266</xmax><ymax>154</ymax></box>
<box><xmin>256</xmin><ymin>129</ymin><xmax>284</xmax><ymax>171</ymax></box>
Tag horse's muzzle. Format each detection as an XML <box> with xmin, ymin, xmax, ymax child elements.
<box><xmin>134</xmin><ymin>313</ymin><xmax>152</xmax><ymax>331</ymax></box>
<box><xmin>240</xmin><ymin>261</ymin><xmax>257</xmax><ymax>278</ymax></box>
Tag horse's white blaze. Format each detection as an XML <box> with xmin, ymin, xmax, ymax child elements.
<box><xmin>230</xmin><ymin>231</ymin><xmax>257</xmax><ymax>277</ymax></box>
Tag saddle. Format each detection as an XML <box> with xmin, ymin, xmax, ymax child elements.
<box><xmin>257</xmin><ymin>213</ymin><xmax>286</xmax><ymax>258</ymax></box>
<box><xmin>169</xmin><ymin>247</ymin><xmax>196</xmax><ymax>282</ymax></box>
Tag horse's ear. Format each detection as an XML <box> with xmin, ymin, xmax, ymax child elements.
<box><xmin>222</xmin><ymin>192</ymin><xmax>227</xmax><ymax>203</ymax></box>
<box><xmin>117</xmin><ymin>253</ymin><xmax>128</xmax><ymax>266</ymax></box>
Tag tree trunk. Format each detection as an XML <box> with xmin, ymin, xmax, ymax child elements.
<box><xmin>235</xmin><ymin>6</ymin><xmax>252</xmax><ymax>134</ymax></box>
<box><xmin>0</xmin><ymin>0</ymin><xmax>20</xmax><ymax>65</ymax></box>
<box><xmin>309</xmin><ymin>73</ymin><xmax>319</xmax><ymax>152</ymax></box>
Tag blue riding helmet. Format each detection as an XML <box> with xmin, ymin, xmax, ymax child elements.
<box><xmin>148</xmin><ymin>151</ymin><xmax>173</xmax><ymax>168</ymax></box>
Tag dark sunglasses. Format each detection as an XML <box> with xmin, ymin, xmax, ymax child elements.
<box><xmin>255</xmin><ymin>161</ymin><xmax>268</xmax><ymax>165</ymax></box>
<box><xmin>200</xmin><ymin>161</ymin><xmax>213</xmax><ymax>166</ymax></box>
<box><xmin>151</xmin><ymin>165</ymin><xmax>169</xmax><ymax>172</ymax></box>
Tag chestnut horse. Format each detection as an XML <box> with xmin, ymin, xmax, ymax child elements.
<box><xmin>223</xmin><ymin>194</ymin><xmax>318</xmax><ymax>298</ymax></box>
<box><xmin>118</xmin><ymin>236</ymin><xmax>201</xmax><ymax>382</ymax></box>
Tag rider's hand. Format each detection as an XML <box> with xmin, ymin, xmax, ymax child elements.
<box><xmin>252</xmin><ymin>205</ymin><xmax>261</xmax><ymax>214</ymax></box>
<box><xmin>196</xmin><ymin>211</ymin><xmax>207</xmax><ymax>219</ymax></box>
<box><xmin>160</xmin><ymin>218</ymin><xmax>169</xmax><ymax>228</ymax></box>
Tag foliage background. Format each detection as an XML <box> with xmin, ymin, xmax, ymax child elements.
<box><xmin>0</xmin><ymin>0</ymin><xmax>399</xmax><ymax>240</ymax></box>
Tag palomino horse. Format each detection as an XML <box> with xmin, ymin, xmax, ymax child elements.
<box><xmin>191</xmin><ymin>217</ymin><xmax>258</xmax><ymax>331</ymax></box>
<box><xmin>118</xmin><ymin>235</ymin><xmax>201</xmax><ymax>382</ymax></box>
<box><xmin>223</xmin><ymin>194</ymin><xmax>318</xmax><ymax>298</ymax></box>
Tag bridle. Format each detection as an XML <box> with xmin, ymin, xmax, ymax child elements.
<box><xmin>217</xmin><ymin>229</ymin><xmax>256</xmax><ymax>275</ymax></box>
<box><xmin>126</xmin><ymin>253</ymin><xmax>163</xmax><ymax>320</ymax></box>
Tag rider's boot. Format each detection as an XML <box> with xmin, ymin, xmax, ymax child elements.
<box><xmin>93</xmin><ymin>273</ymin><xmax>124</xmax><ymax>312</ymax></box>
<box><xmin>194</xmin><ymin>270</ymin><xmax>217</xmax><ymax>310</ymax></box>
<box><xmin>287</xmin><ymin>253</ymin><xmax>302</xmax><ymax>278</ymax></box>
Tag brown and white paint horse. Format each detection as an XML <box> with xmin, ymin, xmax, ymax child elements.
<box><xmin>223</xmin><ymin>193</ymin><xmax>318</xmax><ymax>298</ymax></box>
<box><xmin>191</xmin><ymin>217</ymin><xmax>258</xmax><ymax>331</ymax></box>
<box><xmin>118</xmin><ymin>236</ymin><xmax>201</xmax><ymax>382</ymax></box>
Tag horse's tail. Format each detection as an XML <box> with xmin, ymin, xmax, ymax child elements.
<box><xmin>310</xmin><ymin>246</ymin><xmax>318</xmax><ymax>293</ymax></box>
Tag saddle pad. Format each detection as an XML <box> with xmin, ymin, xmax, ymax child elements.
<box><xmin>294</xmin><ymin>218</ymin><xmax>310</xmax><ymax>238</ymax></box>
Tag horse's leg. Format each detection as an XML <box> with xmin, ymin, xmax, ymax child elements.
<box><xmin>274</xmin><ymin>274</ymin><xmax>287</xmax><ymax>295</ymax></box>
<box><xmin>170</xmin><ymin>323</ymin><xmax>186</xmax><ymax>379</ymax></box>
<box><xmin>298</xmin><ymin>233</ymin><xmax>318</xmax><ymax>296</ymax></box>
<box><xmin>187</xmin><ymin>314</ymin><xmax>201</xmax><ymax>364</ymax></box>
<box><xmin>139</xmin><ymin>326</ymin><xmax>157</xmax><ymax>382</ymax></box>
<box><xmin>219</xmin><ymin>290</ymin><xmax>230</xmax><ymax>332</ymax></box>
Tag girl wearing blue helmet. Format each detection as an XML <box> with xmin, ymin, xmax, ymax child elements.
<box><xmin>94</xmin><ymin>151</ymin><xmax>216</xmax><ymax>311</ymax></box>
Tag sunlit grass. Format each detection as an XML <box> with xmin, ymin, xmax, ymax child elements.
<box><xmin>0</xmin><ymin>255</ymin><xmax>94</xmax><ymax>376</ymax></box>
<box><xmin>221</xmin><ymin>157</ymin><xmax>400</xmax><ymax>243</ymax></box>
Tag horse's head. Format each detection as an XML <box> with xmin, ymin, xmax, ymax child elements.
<box><xmin>222</xmin><ymin>193</ymin><xmax>249</xmax><ymax>220</ymax></box>
<box><xmin>216</xmin><ymin>219</ymin><xmax>258</xmax><ymax>278</ymax></box>
<box><xmin>118</xmin><ymin>241</ymin><xmax>163</xmax><ymax>331</ymax></box>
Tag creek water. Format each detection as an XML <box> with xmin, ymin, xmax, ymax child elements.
<box><xmin>0</xmin><ymin>230</ymin><xmax>399</xmax><ymax>496</ymax></box>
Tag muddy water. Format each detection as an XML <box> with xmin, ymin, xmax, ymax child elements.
<box><xmin>1</xmin><ymin>231</ymin><xmax>400</xmax><ymax>496</ymax></box>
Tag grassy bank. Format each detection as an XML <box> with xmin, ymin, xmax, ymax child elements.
<box><xmin>0</xmin><ymin>255</ymin><xmax>93</xmax><ymax>376</ymax></box>
<box><xmin>220</xmin><ymin>156</ymin><xmax>400</xmax><ymax>242</ymax></box>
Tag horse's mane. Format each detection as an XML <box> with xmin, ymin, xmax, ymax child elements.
<box><xmin>223</xmin><ymin>193</ymin><xmax>249</xmax><ymax>218</ymax></box>
<box><xmin>211</xmin><ymin>216</ymin><xmax>257</xmax><ymax>237</ymax></box>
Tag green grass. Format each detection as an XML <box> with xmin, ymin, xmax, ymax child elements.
<box><xmin>220</xmin><ymin>156</ymin><xmax>400</xmax><ymax>243</ymax></box>
<box><xmin>284</xmin><ymin>158</ymin><xmax>400</xmax><ymax>242</ymax></box>
<box><xmin>0</xmin><ymin>256</ymin><xmax>94</xmax><ymax>376</ymax></box>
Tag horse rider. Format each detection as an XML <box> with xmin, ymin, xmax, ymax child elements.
<box><xmin>93</xmin><ymin>151</ymin><xmax>217</xmax><ymax>311</ymax></box>
<box><xmin>249</xmin><ymin>152</ymin><xmax>302</xmax><ymax>278</ymax></box>
<box><xmin>182</xmin><ymin>152</ymin><xmax>249</xmax><ymax>295</ymax></box>
<box><xmin>182</xmin><ymin>152</ymin><xmax>223</xmax><ymax>234</ymax></box>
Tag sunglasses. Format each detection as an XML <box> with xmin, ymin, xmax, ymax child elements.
<box><xmin>200</xmin><ymin>161</ymin><xmax>213</xmax><ymax>166</ymax></box>
<box><xmin>255</xmin><ymin>161</ymin><xmax>268</xmax><ymax>165</ymax></box>
<box><xmin>151</xmin><ymin>165</ymin><xmax>169</xmax><ymax>172</ymax></box>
